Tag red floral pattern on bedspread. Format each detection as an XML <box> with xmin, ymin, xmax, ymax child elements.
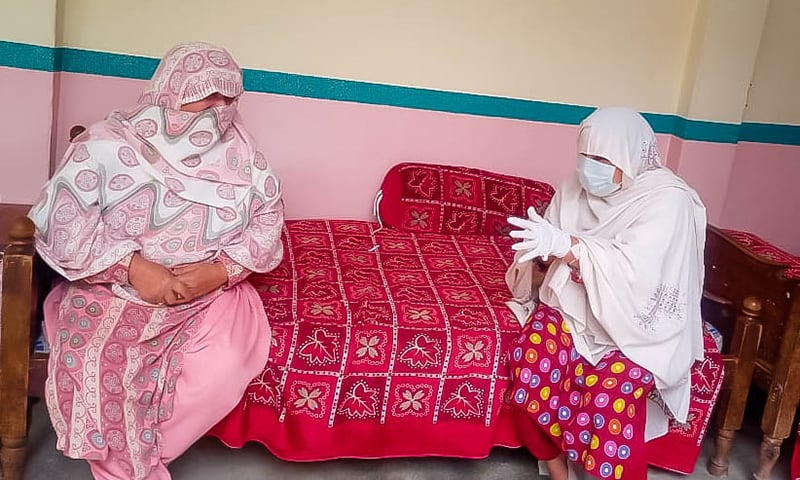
<box><xmin>645</xmin><ymin>327</ymin><xmax>724</xmax><ymax>475</ymax></box>
<box><xmin>376</xmin><ymin>163</ymin><xmax>555</xmax><ymax>236</ymax></box>
<box><xmin>209</xmin><ymin>220</ymin><xmax>723</xmax><ymax>472</ymax></box>
<box><xmin>209</xmin><ymin>220</ymin><xmax>522</xmax><ymax>459</ymax></box>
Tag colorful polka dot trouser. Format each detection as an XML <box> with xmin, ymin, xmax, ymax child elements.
<box><xmin>509</xmin><ymin>304</ymin><xmax>655</xmax><ymax>480</ymax></box>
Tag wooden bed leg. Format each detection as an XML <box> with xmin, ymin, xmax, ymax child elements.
<box><xmin>755</xmin><ymin>297</ymin><xmax>800</xmax><ymax>480</ymax></box>
<box><xmin>707</xmin><ymin>297</ymin><xmax>762</xmax><ymax>477</ymax></box>
<box><xmin>754</xmin><ymin>435</ymin><xmax>782</xmax><ymax>480</ymax></box>
<box><xmin>0</xmin><ymin>435</ymin><xmax>28</xmax><ymax>480</ymax></box>
<box><xmin>708</xmin><ymin>427</ymin><xmax>735</xmax><ymax>476</ymax></box>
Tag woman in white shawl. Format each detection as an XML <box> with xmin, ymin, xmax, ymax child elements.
<box><xmin>506</xmin><ymin>107</ymin><xmax>706</xmax><ymax>480</ymax></box>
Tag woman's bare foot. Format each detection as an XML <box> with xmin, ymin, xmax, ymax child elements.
<box><xmin>545</xmin><ymin>455</ymin><xmax>568</xmax><ymax>480</ymax></box>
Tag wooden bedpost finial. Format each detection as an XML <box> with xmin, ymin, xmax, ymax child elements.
<box><xmin>742</xmin><ymin>296</ymin><xmax>762</xmax><ymax>317</ymax></box>
<box><xmin>69</xmin><ymin>125</ymin><xmax>87</xmax><ymax>142</ymax></box>
<box><xmin>8</xmin><ymin>216</ymin><xmax>35</xmax><ymax>244</ymax></box>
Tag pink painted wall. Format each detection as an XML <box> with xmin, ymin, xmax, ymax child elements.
<box><xmin>36</xmin><ymin>71</ymin><xmax>767</xmax><ymax>232</ymax></box>
<box><xmin>0</xmin><ymin>67</ymin><xmax>53</xmax><ymax>204</ymax></box>
<box><xmin>721</xmin><ymin>142</ymin><xmax>800</xmax><ymax>254</ymax></box>
<box><xmin>239</xmin><ymin>95</ymin><xmax>580</xmax><ymax>220</ymax></box>
<box><xmin>674</xmin><ymin>139</ymin><xmax>738</xmax><ymax>225</ymax></box>
<box><xmin>50</xmin><ymin>70</ymin><xmax>800</xmax><ymax>255</ymax></box>
<box><xmin>54</xmin><ymin>73</ymin><xmax>698</xmax><ymax>223</ymax></box>
<box><xmin>54</xmin><ymin>73</ymin><xmax>581</xmax><ymax>220</ymax></box>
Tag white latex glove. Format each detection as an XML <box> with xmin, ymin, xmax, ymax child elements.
<box><xmin>507</xmin><ymin>207</ymin><xmax>572</xmax><ymax>263</ymax></box>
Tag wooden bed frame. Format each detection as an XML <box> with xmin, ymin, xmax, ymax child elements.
<box><xmin>1</xmin><ymin>208</ymin><xmax>787</xmax><ymax>480</ymax></box>
<box><xmin>702</xmin><ymin>225</ymin><xmax>800</xmax><ymax>479</ymax></box>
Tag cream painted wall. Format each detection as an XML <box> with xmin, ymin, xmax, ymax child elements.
<box><xmin>5</xmin><ymin>0</ymin><xmax>788</xmax><ymax>127</ymax></box>
<box><xmin>676</xmin><ymin>0</ymin><xmax>769</xmax><ymax>123</ymax></box>
<box><xmin>743</xmin><ymin>0</ymin><xmax>800</xmax><ymax>125</ymax></box>
<box><xmin>719</xmin><ymin>0</ymin><xmax>800</xmax><ymax>253</ymax></box>
<box><xmin>59</xmin><ymin>0</ymin><xmax>700</xmax><ymax>118</ymax></box>
<box><xmin>0</xmin><ymin>0</ymin><xmax>56</xmax><ymax>46</ymax></box>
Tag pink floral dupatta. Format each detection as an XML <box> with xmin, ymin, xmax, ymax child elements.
<box><xmin>28</xmin><ymin>43</ymin><xmax>283</xmax><ymax>478</ymax></box>
<box><xmin>31</xmin><ymin>42</ymin><xmax>283</xmax><ymax>281</ymax></box>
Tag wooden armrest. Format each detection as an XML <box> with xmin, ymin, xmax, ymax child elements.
<box><xmin>707</xmin><ymin>225</ymin><xmax>790</xmax><ymax>271</ymax></box>
<box><xmin>704</xmin><ymin>224</ymin><xmax>799</xmax><ymax>369</ymax></box>
<box><xmin>705</xmin><ymin>225</ymin><xmax>792</xmax><ymax>294</ymax></box>
<box><xmin>1</xmin><ymin>213</ymin><xmax>37</xmax><ymax>434</ymax></box>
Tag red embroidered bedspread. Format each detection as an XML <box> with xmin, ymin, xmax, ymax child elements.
<box><xmin>209</xmin><ymin>219</ymin><xmax>722</xmax><ymax>473</ymax></box>
<box><xmin>209</xmin><ymin>220</ymin><xmax>523</xmax><ymax>460</ymax></box>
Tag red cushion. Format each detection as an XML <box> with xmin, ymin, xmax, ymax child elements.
<box><xmin>377</xmin><ymin>163</ymin><xmax>555</xmax><ymax>236</ymax></box>
<box><xmin>723</xmin><ymin>229</ymin><xmax>800</xmax><ymax>280</ymax></box>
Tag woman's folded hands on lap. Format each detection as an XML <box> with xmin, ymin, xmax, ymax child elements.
<box><xmin>128</xmin><ymin>253</ymin><xmax>226</xmax><ymax>306</ymax></box>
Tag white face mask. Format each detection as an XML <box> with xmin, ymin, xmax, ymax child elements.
<box><xmin>576</xmin><ymin>154</ymin><xmax>621</xmax><ymax>197</ymax></box>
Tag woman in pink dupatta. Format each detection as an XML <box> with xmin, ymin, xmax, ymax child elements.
<box><xmin>28</xmin><ymin>42</ymin><xmax>284</xmax><ymax>480</ymax></box>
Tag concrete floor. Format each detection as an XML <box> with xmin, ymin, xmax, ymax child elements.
<box><xmin>22</xmin><ymin>394</ymin><xmax>793</xmax><ymax>480</ymax></box>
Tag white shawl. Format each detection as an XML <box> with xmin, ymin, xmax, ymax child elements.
<box><xmin>510</xmin><ymin>107</ymin><xmax>706</xmax><ymax>423</ymax></box>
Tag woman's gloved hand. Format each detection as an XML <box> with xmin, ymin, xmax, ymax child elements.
<box><xmin>507</xmin><ymin>207</ymin><xmax>572</xmax><ymax>263</ymax></box>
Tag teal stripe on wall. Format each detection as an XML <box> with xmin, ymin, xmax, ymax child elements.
<box><xmin>0</xmin><ymin>40</ymin><xmax>55</xmax><ymax>71</ymax></box>
<box><xmin>740</xmin><ymin>122</ymin><xmax>800</xmax><ymax>146</ymax></box>
<box><xmin>2</xmin><ymin>40</ymin><xmax>798</xmax><ymax>146</ymax></box>
<box><xmin>59</xmin><ymin>47</ymin><xmax>158</xmax><ymax>79</ymax></box>
<box><xmin>243</xmin><ymin>68</ymin><xmax>596</xmax><ymax>126</ymax></box>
